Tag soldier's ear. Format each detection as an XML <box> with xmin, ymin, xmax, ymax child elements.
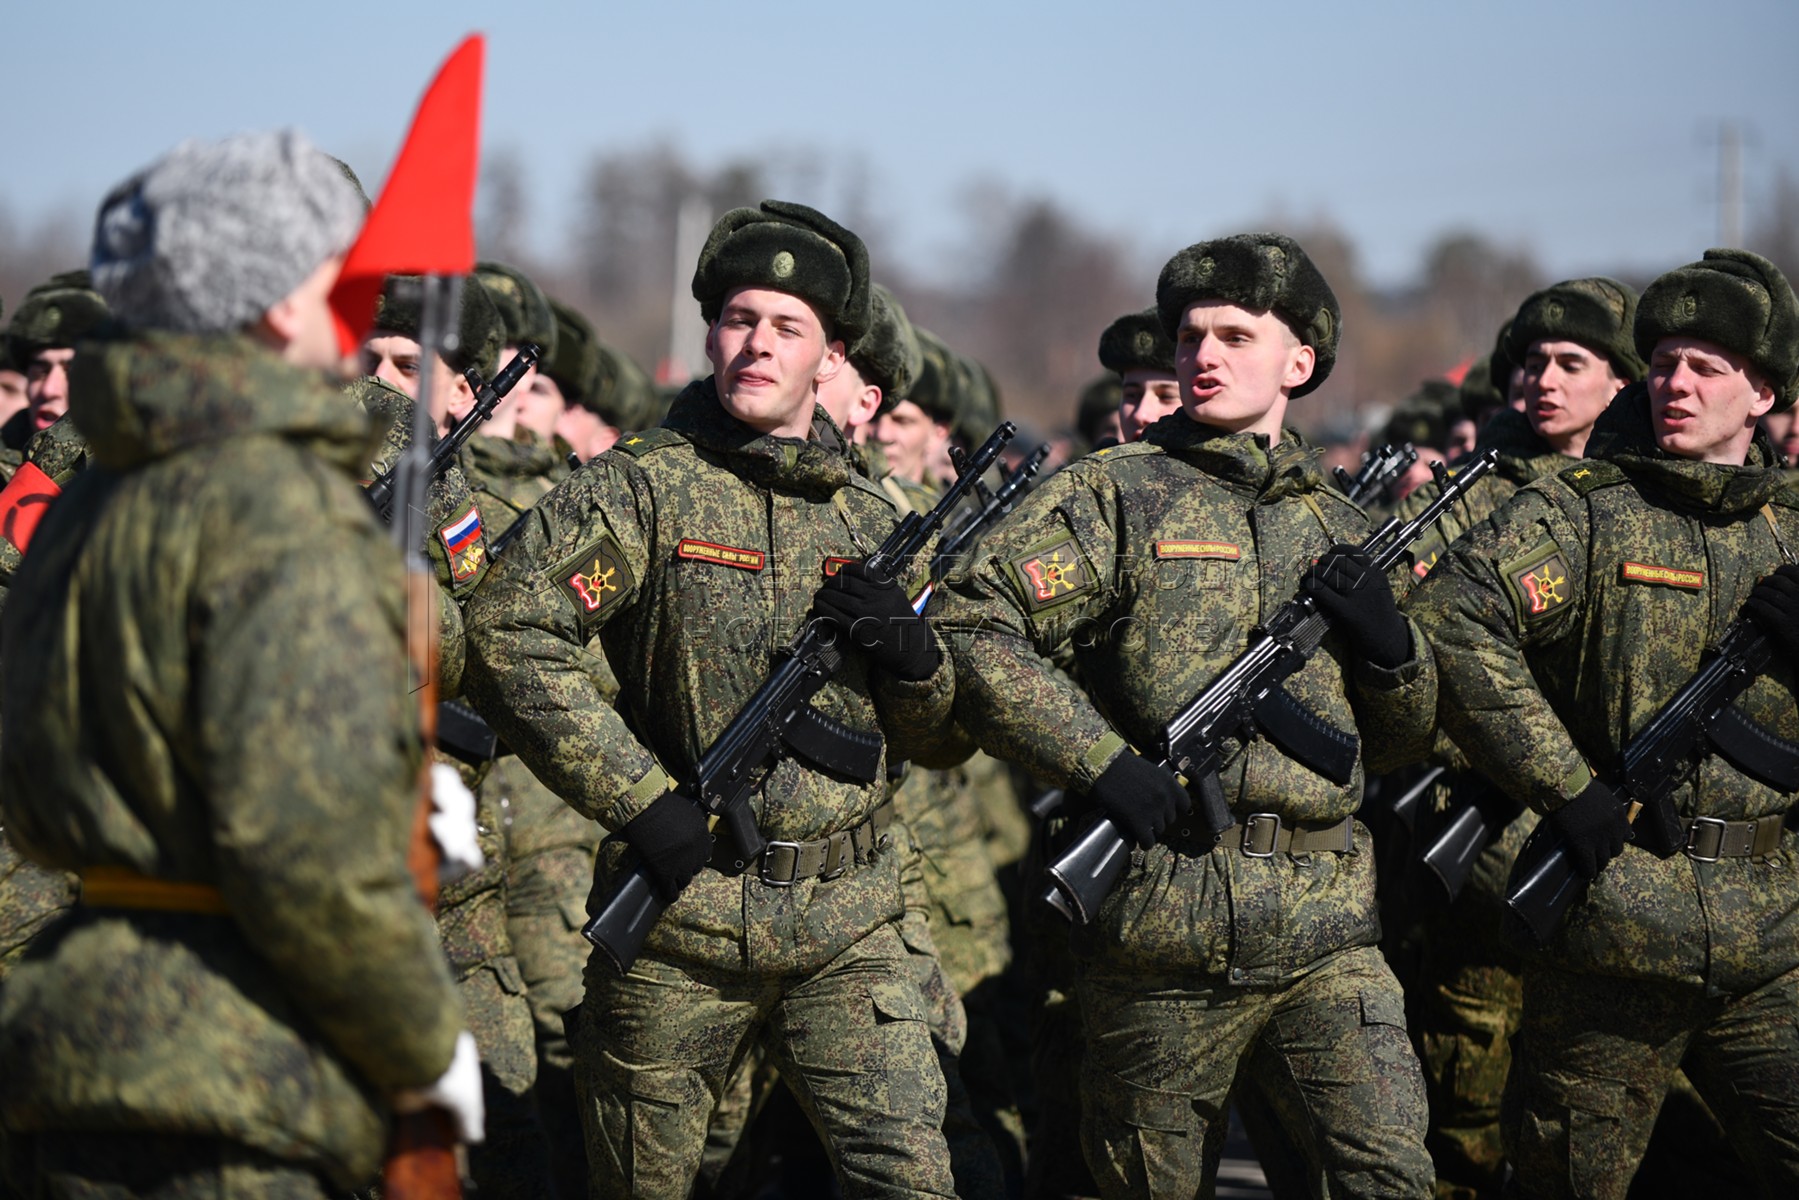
<box><xmin>1284</xmin><ymin>343</ymin><xmax>1316</xmax><ymax>392</ymax></box>
<box><xmin>814</xmin><ymin>338</ymin><xmax>847</xmax><ymax>387</ymax></box>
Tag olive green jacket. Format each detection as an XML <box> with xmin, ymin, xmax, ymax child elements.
<box><xmin>1408</xmin><ymin>384</ymin><xmax>1799</xmax><ymax>988</ymax></box>
<box><xmin>935</xmin><ymin>418</ymin><xmax>1436</xmax><ymax>982</ymax></box>
<box><xmin>0</xmin><ymin>333</ymin><xmax>462</xmax><ymax>1186</ymax></box>
<box><xmin>463</xmin><ymin>379</ymin><xmax>955</xmax><ymax>972</ymax></box>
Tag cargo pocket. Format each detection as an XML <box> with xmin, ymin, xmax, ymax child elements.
<box><xmin>487</xmin><ymin>955</ymin><xmax>527</xmax><ymax>995</ymax></box>
<box><xmin>1562</xmin><ymin>1075</ymin><xmax>1627</xmax><ymax>1199</ymax></box>
<box><xmin>1090</xmin><ymin>1073</ymin><xmax>1203</xmax><ymax>1199</ymax></box>
<box><xmin>622</xmin><ymin>1068</ymin><xmax>710</xmax><ymax>1193</ymax></box>
<box><xmin>858</xmin><ymin>977</ymin><xmax>942</xmax><ymax>1120</ymax></box>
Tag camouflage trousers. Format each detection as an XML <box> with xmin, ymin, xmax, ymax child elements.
<box><xmin>458</xmin><ymin>959</ymin><xmax>559</xmax><ymax>1200</ymax></box>
<box><xmin>1078</xmin><ymin>944</ymin><xmax>1432</xmax><ymax>1200</ymax></box>
<box><xmin>575</xmin><ymin>918</ymin><xmax>956</xmax><ymax>1199</ymax></box>
<box><xmin>496</xmin><ymin>757</ymin><xmax>600</xmax><ymax>1200</ymax></box>
<box><xmin>2</xmin><ymin>1131</ymin><xmax>326</xmax><ymax>1199</ymax></box>
<box><xmin>1504</xmin><ymin>960</ymin><xmax>1799</xmax><ymax>1200</ymax></box>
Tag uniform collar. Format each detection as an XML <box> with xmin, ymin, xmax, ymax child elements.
<box><xmin>1143</xmin><ymin>413</ymin><xmax>1324</xmax><ymax>502</ymax></box>
<box><xmin>662</xmin><ymin>377</ymin><xmax>852</xmax><ymax>499</ymax></box>
<box><xmin>1588</xmin><ymin>382</ymin><xmax>1789</xmax><ymax>515</ymax></box>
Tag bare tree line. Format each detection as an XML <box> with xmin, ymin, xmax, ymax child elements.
<box><xmin>7</xmin><ymin>142</ymin><xmax>1799</xmax><ymax>442</ymax></box>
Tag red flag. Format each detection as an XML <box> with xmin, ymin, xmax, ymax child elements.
<box><xmin>329</xmin><ymin>35</ymin><xmax>485</xmax><ymax>356</ymax></box>
<box><xmin>0</xmin><ymin>462</ymin><xmax>62</xmax><ymax>555</ymax></box>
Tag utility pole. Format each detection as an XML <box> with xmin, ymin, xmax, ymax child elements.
<box><xmin>1719</xmin><ymin>121</ymin><xmax>1744</xmax><ymax>247</ymax></box>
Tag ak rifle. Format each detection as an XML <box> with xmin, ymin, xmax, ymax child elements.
<box><xmin>365</xmin><ymin>342</ymin><xmax>542</xmax><ymax>523</ymax></box>
<box><xmin>933</xmin><ymin>442</ymin><xmax>1053</xmax><ymax>576</ymax></box>
<box><xmin>1040</xmin><ymin>448</ymin><xmax>1499</xmax><ymax>924</ymax></box>
<box><xmin>583</xmin><ymin>422</ymin><xmax>1018</xmax><ymax>973</ymax></box>
<box><xmin>1336</xmin><ymin>442</ymin><xmax>1417</xmax><ymax>507</ymax></box>
<box><xmin>1504</xmin><ymin>618</ymin><xmax>1799</xmax><ymax>944</ymax></box>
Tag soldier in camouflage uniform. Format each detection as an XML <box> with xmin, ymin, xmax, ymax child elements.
<box><xmin>1407</xmin><ymin>248</ymin><xmax>1799</xmax><ymax>1199</ymax></box>
<box><xmin>936</xmin><ymin>233</ymin><xmax>1438</xmax><ymax>1200</ymax></box>
<box><xmin>358</xmin><ymin>300</ymin><xmax>559</xmax><ymax>1195</ymax></box>
<box><xmin>1392</xmin><ymin>278</ymin><xmax>1643</xmax><ymax>1200</ymax></box>
<box><xmin>0</xmin><ymin>130</ymin><xmax>476</xmax><ymax>1200</ymax></box>
<box><xmin>2</xmin><ymin>271</ymin><xmax>110</xmax><ymax>456</ymax></box>
<box><xmin>464</xmin><ymin>200</ymin><xmax>960</xmax><ymax>1198</ymax></box>
<box><xmin>459</xmin><ymin>261</ymin><xmax>568</xmax><ymax>519</ymax></box>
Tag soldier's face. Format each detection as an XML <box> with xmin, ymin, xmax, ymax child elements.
<box><xmin>874</xmin><ymin>399</ymin><xmax>950</xmax><ymax>484</ymax></box>
<box><xmin>1118</xmin><ymin>369</ymin><xmax>1181</xmax><ymax>442</ymax></box>
<box><xmin>705</xmin><ymin>287</ymin><xmax>845</xmax><ymax>439</ymax></box>
<box><xmin>1174</xmin><ymin>302</ymin><xmax>1313</xmax><ymax>441</ymax></box>
<box><xmin>1521</xmin><ymin>339</ymin><xmax>1620</xmax><ymax>456</ymax></box>
<box><xmin>25</xmin><ymin>347</ymin><xmax>74</xmax><ymax>431</ymax></box>
<box><xmin>0</xmin><ymin>369</ymin><xmax>26</xmax><ymax>425</ymax></box>
<box><xmin>1647</xmin><ymin>337</ymin><xmax>1777</xmax><ymax>465</ymax></box>
<box><xmin>1761</xmin><ymin>409</ymin><xmax>1799</xmax><ymax>466</ymax></box>
<box><xmin>512</xmin><ymin>369</ymin><xmax>565</xmax><ymax>441</ymax></box>
<box><xmin>362</xmin><ymin>334</ymin><xmax>426</xmax><ymax>399</ymax></box>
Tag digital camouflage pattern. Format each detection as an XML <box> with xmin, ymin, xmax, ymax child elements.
<box><xmin>462</xmin><ymin>378</ymin><xmax>958</xmax><ymax>1195</ymax></box>
<box><xmin>3</xmin><ymin>1130</ymin><xmax>332</xmax><ymax>1199</ymax></box>
<box><xmin>0</xmin><ymin>332</ymin><xmax>462</xmax><ymax>1189</ymax></box>
<box><xmin>934</xmin><ymin>417</ymin><xmax>1438</xmax><ymax>1198</ymax></box>
<box><xmin>1387</xmin><ymin>403</ymin><xmax>1567</xmax><ymax>1197</ymax></box>
<box><xmin>1407</xmin><ymin>384</ymin><xmax>1799</xmax><ymax>1196</ymax></box>
<box><xmin>459</xmin><ymin>427</ymin><xmax>565</xmax><ymax>532</ymax></box>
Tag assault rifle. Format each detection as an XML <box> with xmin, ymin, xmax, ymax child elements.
<box><xmin>1040</xmin><ymin>449</ymin><xmax>1499</xmax><ymax>923</ymax></box>
<box><xmin>583</xmin><ymin>422</ymin><xmax>1018</xmax><ymax>973</ymax></box>
<box><xmin>1336</xmin><ymin>442</ymin><xmax>1417</xmax><ymax>507</ymax></box>
<box><xmin>932</xmin><ymin>442</ymin><xmax>1053</xmax><ymax>576</ymax></box>
<box><xmin>1504</xmin><ymin>618</ymin><xmax>1799</xmax><ymax>944</ymax></box>
<box><xmin>364</xmin><ymin>342</ymin><xmax>542</xmax><ymax>523</ymax></box>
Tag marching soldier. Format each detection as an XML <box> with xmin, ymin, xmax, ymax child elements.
<box><xmin>0</xmin><ymin>129</ymin><xmax>477</xmax><ymax>1198</ymax></box>
<box><xmin>1408</xmin><ymin>248</ymin><xmax>1799</xmax><ymax>1198</ymax></box>
<box><xmin>463</xmin><ymin>199</ymin><xmax>959</xmax><ymax>1198</ymax></box>
<box><xmin>1100</xmin><ymin>307</ymin><xmax>1181</xmax><ymax>443</ymax></box>
<box><xmin>936</xmin><ymin>233</ymin><xmax>1438</xmax><ymax>1199</ymax></box>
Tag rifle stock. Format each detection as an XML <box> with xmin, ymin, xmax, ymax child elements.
<box><xmin>1040</xmin><ymin>450</ymin><xmax>1499</xmax><ymax>924</ymax></box>
<box><xmin>583</xmin><ymin>423</ymin><xmax>1019</xmax><ymax>973</ymax></box>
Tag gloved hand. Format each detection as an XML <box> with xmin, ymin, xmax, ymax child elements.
<box><xmin>1301</xmin><ymin>544</ymin><xmax>1411</xmax><ymax>670</ymax></box>
<box><xmin>1090</xmin><ymin>752</ymin><xmax>1192</xmax><ymax>850</ymax></box>
<box><xmin>394</xmin><ymin>1029</ymin><xmax>486</xmax><ymax>1144</ymax></box>
<box><xmin>1548</xmin><ymin>779</ymin><xmax>1630</xmax><ymax>881</ymax></box>
<box><xmin>623</xmin><ymin>791</ymin><xmax>713</xmax><ymax>902</ymax></box>
<box><xmin>811</xmin><ymin>561</ymin><xmax>941</xmax><ymax>681</ymax></box>
<box><xmin>428</xmin><ymin>762</ymin><xmax>485</xmax><ymax>882</ymax></box>
<box><xmin>1742</xmin><ymin>563</ymin><xmax>1799</xmax><ymax>664</ymax></box>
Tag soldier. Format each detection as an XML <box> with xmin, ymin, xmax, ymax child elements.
<box><xmin>0</xmin><ymin>129</ymin><xmax>478</xmax><ymax>1198</ymax></box>
<box><xmin>462</xmin><ymin>261</ymin><xmax>567</xmax><ymax>518</ymax></box>
<box><xmin>936</xmin><ymin>233</ymin><xmax>1437</xmax><ymax>1199</ymax></box>
<box><xmin>361</xmin><ymin>272</ymin><xmax>504</xmax><ymax>437</ymax></box>
<box><xmin>1393</xmin><ymin>278</ymin><xmax>1642</xmax><ymax>1200</ymax></box>
<box><xmin>462</xmin><ymin>199</ymin><xmax>959</xmax><ymax>1198</ymax></box>
<box><xmin>1407</xmin><ymin>248</ymin><xmax>1799</xmax><ymax>1199</ymax></box>
<box><xmin>1099</xmin><ymin>307</ymin><xmax>1180</xmax><ymax>443</ymax></box>
<box><xmin>875</xmin><ymin>326</ymin><xmax>960</xmax><ymax>488</ymax></box>
<box><xmin>1075</xmin><ymin>374</ymin><xmax>1125</xmax><ymax>453</ymax></box>
<box><xmin>4</xmin><ymin>272</ymin><xmax>110</xmax><ymax>444</ymax></box>
<box><xmin>1410</xmin><ymin>248</ymin><xmax>1799</xmax><ymax>1194</ymax></box>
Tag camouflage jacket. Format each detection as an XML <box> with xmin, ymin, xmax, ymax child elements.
<box><xmin>1396</xmin><ymin>406</ymin><xmax>1567</xmax><ymax>579</ymax></box>
<box><xmin>357</xmin><ymin>377</ymin><xmax>493</xmax><ymax>697</ymax></box>
<box><xmin>934</xmin><ymin>418</ymin><xmax>1437</xmax><ymax>982</ymax></box>
<box><xmin>0</xmin><ymin>333</ymin><xmax>462</xmax><ymax>1185</ymax></box>
<box><xmin>1407</xmin><ymin>384</ymin><xmax>1799</xmax><ymax>988</ymax></box>
<box><xmin>463</xmin><ymin>379</ymin><xmax>955</xmax><ymax>971</ymax></box>
<box><xmin>459</xmin><ymin>427</ymin><xmax>563</xmax><ymax>530</ymax></box>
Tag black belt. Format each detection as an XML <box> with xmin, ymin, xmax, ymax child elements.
<box><xmin>712</xmin><ymin>801</ymin><xmax>894</xmax><ymax>886</ymax></box>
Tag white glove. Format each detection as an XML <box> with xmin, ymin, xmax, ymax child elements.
<box><xmin>429</xmin><ymin>762</ymin><xmax>485</xmax><ymax>880</ymax></box>
<box><xmin>394</xmin><ymin>1029</ymin><xmax>485</xmax><ymax>1144</ymax></box>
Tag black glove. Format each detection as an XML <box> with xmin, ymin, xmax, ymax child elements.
<box><xmin>622</xmin><ymin>791</ymin><xmax>713</xmax><ymax>902</ymax></box>
<box><xmin>1090</xmin><ymin>752</ymin><xmax>1192</xmax><ymax>850</ymax></box>
<box><xmin>1548</xmin><ymin>779</ymin><xmax>1630</xmax><ymax>881</ymax></box>
<box><xmin>1742</xmin><ymin>563</ymin><xmax>1799</xmax><ymax>663</ymax></box>
<box><xmin>811</xmin><ymin>561</ymin><xmax>941</xmax><ymax>682</ymax></box>
<box><xmin>1301</xmin><ymin>544</ymin><xmax>1411</xmax><ymax>671</ymax></box>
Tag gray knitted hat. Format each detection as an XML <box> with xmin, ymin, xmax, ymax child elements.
<box><xmin>90</xmin><ymin>129</ymin><xmax>364</xmax><ymax>334</ymax></box>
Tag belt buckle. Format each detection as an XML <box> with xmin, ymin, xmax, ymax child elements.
<box><xmin>818</xmin><ymin>830</ymin><xmax>853</xmax><ymax>883</ymax></box>
<box><xmin>1242</xmin><ymin>812</ymin><xmax>1282</xmax><ymax>858</ymax></box>
<box><xmin>1685</xmin><ymin>816</ymin><xmax>1726</xmax><ymax>864</ymax></box>
<box><xmin>759</xmin><ymin>840</ymin><xmax>803</xmax><ymax>887</ymax></box>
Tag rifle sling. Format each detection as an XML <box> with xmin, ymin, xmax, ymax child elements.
<box><xmin>1251</xmin><ymin>686</ymin><xmax>1360</xmax><ymax>785</ymax></box>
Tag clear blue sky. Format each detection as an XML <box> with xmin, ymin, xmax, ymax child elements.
<box><xmin>9</xmin><ymin>0</ymin><xmax>1797</xmax><ymax>288</ymax></box>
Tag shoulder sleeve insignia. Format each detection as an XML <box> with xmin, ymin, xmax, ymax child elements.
<box><xmin>1559</xmin><ymin>460</ymin><xmax>1625</xmax><ymax>497</ymax></box>
<box><xmin>823</xmin><ymin>556</ymin><xmax>856</xmax><ymax>578</ymax></box>
<box><xmin>677</xmin><ymin>538</ymin><xmax>765</xmax><ymax>571</ymax></box>
<box><xmin>1620</xmin><ymin>561</ymin><xmax>1704</xmax><ymax>590</ymax></box>
<box><xmin>557</xmin><ymin>534</ymin><xmax>636</xmax><ymax>621</ymax></box>
<box><xmin>1007</xmin><ymin>536</ymin><xmax>1097</xmax><ymax>612</ymax></box>
<box><xmin>1498</xmin><ymin>538</ymin><xmax>1573</xmax><ymax>623</ymax></box>
<box><xmin>438</xmin><ymin>505</ymin><xmax>486</xmax><ymax>584</ymax></box>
